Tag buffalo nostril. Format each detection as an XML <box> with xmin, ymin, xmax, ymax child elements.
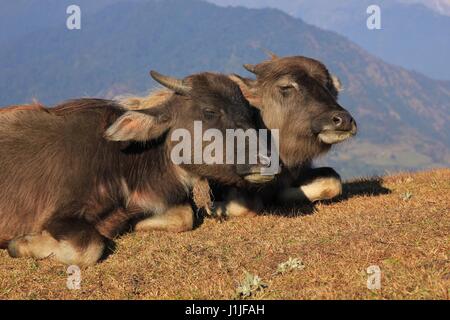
<box><xmin>332</xmin><ymin>116</ymin><xmax>343</xmax><ymax>127</ymax></box>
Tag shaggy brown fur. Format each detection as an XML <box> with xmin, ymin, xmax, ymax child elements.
<box><xmin>119</xmin><ymin>89</ymin><xmax>173</xmax><ymax>110</ymax></box>
<box><xmin>120</xmin><ymin>56</ymin><xmax>355</xmax><ymax>168</ymax></box>
<box><xmin>192</xmin><ymin>178</ymin><xmax>213</xmax><ymax>216</ymax></box>
<box><xmin>0</xmin><ymin>72</ymin><xmax>270</xmax><ymax>265</ymax></box>
<box><xmin>119</xmin><ymin>55</ymin><xmax>357</xmax><ymax>207</ymax></box>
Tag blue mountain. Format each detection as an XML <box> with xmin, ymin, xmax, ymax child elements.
<box><xmin>0</xmin><ymin>0</ymin><xmax>449</xmax><ymax>177</ymax></box>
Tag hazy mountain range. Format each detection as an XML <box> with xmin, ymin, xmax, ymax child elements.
<box><xmin>209</xmin><ymin>0</ymin><xmax>450</xmax><ymax>80</ymax></box>
<box><xmin>0</xmin><ymin>0</ymin><xmax>449</xmax><ymax>178</ymax></box>
<box><xmin>402</xmin><ymin>0</ymin><xmax>450</xmax><ymax>16</ymax></box>
<box><xmin>209</xmin><ymin>0</ymin><xmax>450</xmax><ymax>17</ymax></box>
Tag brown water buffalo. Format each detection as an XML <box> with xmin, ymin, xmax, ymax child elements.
<box><xmin>227</xmin><ymin>54</ymin><xmax>357</xmax><ymax>209</ymax></box>
<box><xmin>0</xmin><ymin>71</ymin><xmax>273</xmax><ymax>265</ymax></box>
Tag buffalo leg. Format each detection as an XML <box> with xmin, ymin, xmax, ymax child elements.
<box><xmin>278</xmin><ymin>167</ymin><xmax>342</xmax><ymax>203</ymax></box>
<box><xmin>8</xmin><ymin>218</ymin><xmax>105</xmax><ymax>266</ymax></box>
<box><xmin>215</xmin><ymin>168</ymin><xmax>342</xmax><ymax>216</ymax></box>
<box><xmin>212</xmin><ymin>188</ymin><xmax>263</xmax><ymax>218</ymax></box>
<box><xmin>134</xmin><ymin>204</ymin><xmax>194</xmax><ymax>233</ymax></box>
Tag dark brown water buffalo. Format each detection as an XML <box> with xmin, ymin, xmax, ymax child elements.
<box><xmin>0</xmin><ymin>71</ymin><xmax>273</xmax><ymax>265</ymax></box>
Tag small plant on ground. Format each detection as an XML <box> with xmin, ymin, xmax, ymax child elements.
<box><xmin>236</xmin><ymin>272</ymin><xmax>267</xmax><ymax>299</ymax></box>
<box><xmin>276</xmin><ymin>257</ymin><xmax>305</xmax><ymax>274</ymax></box>
<box><xmin>400</xmin><ymin>191</ymin><xmax>413</xmax><ymax>201</ymax></box>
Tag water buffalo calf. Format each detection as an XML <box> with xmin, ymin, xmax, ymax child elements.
<box><xmin>230</xmin><ymin>54</ymin><xmax>357</xmax><ymax>207</ymax></box>
<box><xmin>0</xmin><ymin>71</ymin><xmax>271</xmax><ymax>265</ymax></box>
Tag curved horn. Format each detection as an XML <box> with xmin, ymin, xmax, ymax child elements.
<box><xmin>150</xmin><ymin>70</ymin><xmax>192</xmax><ymax>95</ymax></box>
<box><xmin>230</xmin><ymin>74</ymin><xmax>257</xmax><ymax>88</ymax></box>
<box><xmin>262</xmin><ymin>49</ymin><xmax>279</xmax><ymax>60</ymax></box>
<box><xmin>331</xmin><ymin>75</ymin><xmax>343</xmax><ymax>92</ymax></box>
<box><xmin>243</xmin><ymin>64</ymin><xmax>258</xmax><ymax>74</ymax></box>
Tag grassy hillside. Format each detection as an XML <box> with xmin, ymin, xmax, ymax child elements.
<box><xmin>0</xmin><ymin>168</ymin><xmax>448</xmax><ymax>300</ymax></box>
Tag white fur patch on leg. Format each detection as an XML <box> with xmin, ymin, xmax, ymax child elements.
<box><xmin>278</xmin><ymin>177</ymin><xmax>342</xmax><ymax>203</ymax></box>
<box><xmin>222</xmin><ymin>188</ymin><xmax>262</xmax><ymax>218</ymax></box>
<box><xmin>300</xmin><ymin>176</ymin><xmax>342</xmax><ymax>202</ymax></box>
<box><xmin>135</xmin><ymin>205</ymin><xmax>194</xmax><ymax>233</ymax></box>
<box><xmin>225</xmin><ymin>199</ymin><xmax>260</xmax><ymax>218</ymax></box>
<box><xmin>8</xmin><ymin>231</ymin><xmax>104</xmax><ymax>266</ymax></box>
<box><xmin>8</xmin><ymin>231</ymin><xmax>58</xmax><ymax>260</ymax></box>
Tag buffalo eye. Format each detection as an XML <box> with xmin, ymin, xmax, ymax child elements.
<box><xmin>278</xmin><ymin>83</ymin><xmax>299</xmax><ymax>94</ymax></box>
<box><xmin>202</xmin><ymin>108</ymin><xmax>220</xmax><ymax>120</ymax></box>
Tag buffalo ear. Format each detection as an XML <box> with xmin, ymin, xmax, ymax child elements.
<box><xmin>104</xmin><ymin>110</ymin><xmax>171</xmax><ymax>142</ymax></box>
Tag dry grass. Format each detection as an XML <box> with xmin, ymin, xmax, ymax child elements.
<box><xmin>0</xmin><ymin>169</ymin><xmax>449</xmax><ymax>300</ymax></box>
